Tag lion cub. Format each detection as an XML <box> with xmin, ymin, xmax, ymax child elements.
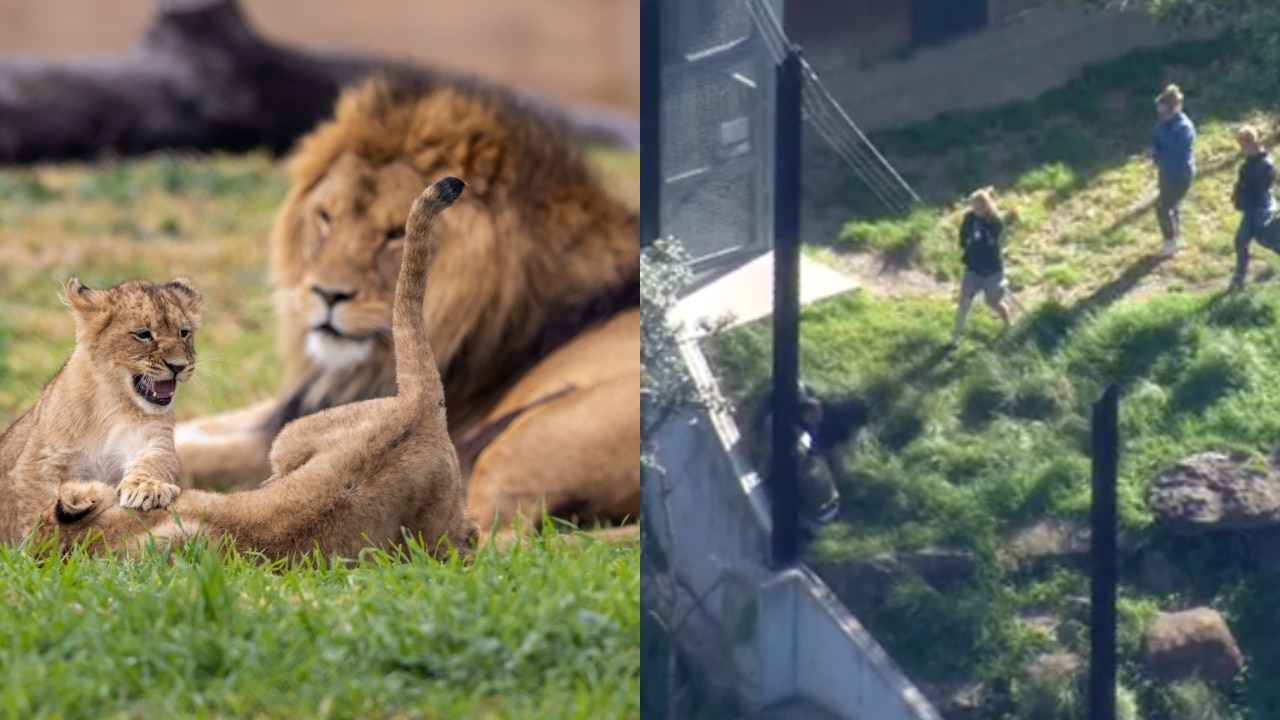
<box><xmin>35</xmin><ymin>178</ymin><xmax>479</xmax><ymax>562</ymax></box>
<box><xmin>0</xmin><ymin>278</ymin><xmax>203</xmax><ymax>543</ymax></box>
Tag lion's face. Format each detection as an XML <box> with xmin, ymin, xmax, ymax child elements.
<box><xmin>288</xmin><ymin>153</ymin><xmax>429</xmax><ymax>371</ymax></box>
<box><xmin>67</xmin><ymin>278</ymin><xmax>204</xmax><ymax>415</ymax></box>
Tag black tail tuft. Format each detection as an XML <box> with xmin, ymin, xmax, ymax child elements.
<box><xmin>434</xmin><ymin>177</ymin><xmax>467</xmax><ymax>205</ymax></box>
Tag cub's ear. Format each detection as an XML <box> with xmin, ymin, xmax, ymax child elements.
<box><xmin>166</xmin><ymin>277</ymin><xmax>205</xmax><ymax>318</ymax></box>
<box><xmin>63</xmin><ymin>277</ymin><xmax>104</xmax><ymax>318</ymax></box>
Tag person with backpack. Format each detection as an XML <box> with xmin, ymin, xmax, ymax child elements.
<box><xmin>948</xmin><ymin>186</ymin><xmax>1011</xmax><ymax>349</ymax></box>
<box><xmin>1150</xmin><ymin>83</ymin><xmax>1197</xmax><ymax>257</ymax></box>
<box><xmin>1229</xmin><ymin>124</ymin><xmax>1280</xmax><ymax>290</ymax></box>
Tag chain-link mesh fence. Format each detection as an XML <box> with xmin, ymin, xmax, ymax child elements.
<box><xmin>654</xmin><ymin>0</ymin><xmax>919</xmax><ymax>273</ymax></box>
<box><xmin>657</xmin><ymin>0</ymin><xmax>781</xmax><ymax>271</ymax></box>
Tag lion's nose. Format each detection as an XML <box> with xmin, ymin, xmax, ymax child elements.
<box><xmin>312</xmin><ymin>285</ymin><xmax>357</xmax><ymax>308</ymax></box>
<box><xmin>165</xmin><ymin>361</ymin><xmax>187</xmax><ymax>377</ymax></box>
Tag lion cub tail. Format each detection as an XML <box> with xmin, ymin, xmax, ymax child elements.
<box><xmin>394</xmin><ymin>176</ymin><xmax>466</xmax><ymax>405</ymax></box>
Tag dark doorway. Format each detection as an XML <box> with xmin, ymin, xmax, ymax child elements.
<box><xmin>910</xmin><ymin>0</ymin><xmax>989</xmax><ymax>48</ymax></box>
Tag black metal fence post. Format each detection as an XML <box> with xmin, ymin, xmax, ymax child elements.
<box><xmin>1090</xmin><ymin>384</ymin><xmax>1120</xmax><ymax>720</ymax></box>
<box><xmin>640</xmin><ymin>0</ymin><xmax>661</xmax><ymax>248</ymax></box>
<box><xmin>769</xmin><ymin>47</ymin><xmax>803</xmax><ymax>569</ymax></box>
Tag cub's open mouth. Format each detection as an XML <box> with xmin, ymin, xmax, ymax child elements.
<box><xmin>133</xmin><ymin>375</ymin><xmax>176</xmax><ymax>406</ymax></box>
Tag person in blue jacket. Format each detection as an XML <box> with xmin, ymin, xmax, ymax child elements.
<box><xmin>1150</xmin><ymin>83</ymin><xmax>1196</xmax><ymax>257</ymax></box>
<box><xmin>1229</xmin><ymin>124</ymin><xmax>1280</xmax><ymax>290</ymax></box>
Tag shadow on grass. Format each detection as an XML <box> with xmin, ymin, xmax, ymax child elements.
<box><xmin>1102</xmin><ymin>195</ymin><xmax>1159</xmax><ymax>235</ymax></box>
<box><xmin>1102</xmin><ymin>138</ymin><xmax>1274</xmax><ymax>233</ymax></box>
<box><xmin>1007</xmin><ymin>252</ymin><xmax>1167</xmax><ymax>355</ymax></box>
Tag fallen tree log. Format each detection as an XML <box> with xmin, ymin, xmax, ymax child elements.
<box><xmin>0</xmin><ymin>0</ymin><xmax>639</xmax><ymax>164</ymax></box>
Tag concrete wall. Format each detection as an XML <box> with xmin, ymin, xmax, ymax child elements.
<box><xmin>647</xmin><ymin>323</ymin><xmax>942</xmax><ymax>719</ymax></box>
<box><xmin>758</xmin><ymin>567</ymin><xmax>944</xmax><ymax>719</ymax></box>
<box><xmin>646</xmin><ymin>333</ymin><xmax>775</xmax><ymax>622</ymax></box>
<box><xmin>800</xmin><ymin>3</ymin><xmax>1188</xmax><ymax>132</ymax></box>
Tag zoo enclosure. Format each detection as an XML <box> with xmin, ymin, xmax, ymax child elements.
<box><xmin>642</xmin><ymin>0</ymin><xmax>919</xmax><ymax>274</ymax></box>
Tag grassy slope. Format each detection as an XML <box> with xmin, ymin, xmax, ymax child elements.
<box><xmin>711</xmin><ymin>34</ymin><xmax>1280</xmax><ymax>720</ymax></box>
<box><xmin>812</xmin><ymin>35</ymin><xmax>1267</xmax><ymax>300</ymax></box>
<box><xmin>0</xmin><ymin>147</ymin><xmax>640</xmax><ymax>718</ymax></box>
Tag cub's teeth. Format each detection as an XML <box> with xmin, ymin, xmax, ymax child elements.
<box><xmin>152</xmin><ymin>379</ymin><xmax>177</xmax><ymax>399</ymax></box>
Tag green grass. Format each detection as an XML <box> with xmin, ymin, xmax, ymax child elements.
<box><xmin>0</xmin><ymin>533</ymin><xmax>639</xmax><ymax>719</ymax></box>
<box><xmin>0</xmin><ymin>145</ymin><xmax>637</xmax><ymax>428</ymax></box>
<box><xmin>811</xmin><ymin>33</ymin><xmax>1280</xmax><ymax>297</ymax></box>
<box><xmin>714</xmin><ymin>30</ymin><xmax>1280</xmax><ymax>720</ymax></box>
<box><xmin>0</xmin><ymin>145</ymin><xmax>641</xmax><ymax>718</ymax></box>
<box><xmin>710</xmin><ymin>285</ymin><xmax>1280</xmax><ymax>718</ymax></box>
<box><xmin>711</xmin><ymin>288</ymin><xmax>1280</xmax><ymax>551</ymax></box>
<box><xmin>0</xmin><ymin>152</ymin><xmax>286</xmax><ymax>424</ymax></box>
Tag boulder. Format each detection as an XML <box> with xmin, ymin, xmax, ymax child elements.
<box><xmin>1142</xmin><ymin>607</ymin><xmax>1244</xmax><ymax>684</ymax></box>
<box><xmin>918</xmin><ymin>680</ymin><xmax>985</xmax><ymax>720</ymax></box>
<box><xmin>1024</xmin><ymin>651</ymin><xmax>1082</xmax><ymax>684</ymax></box>
<box><xmin>1001</xmin><ymin>519</ymin><xmax>1135</xmax><ymax>570</ymax></box>
<box><xmin>1148</xmin><ymin>452</ymin><xmax>1280</xmax><ymax>534</ymax></box>
<box><xmin>814</xmin><ymin>548</ymin><xmax>977</xmax><ymax>610</ymax></box>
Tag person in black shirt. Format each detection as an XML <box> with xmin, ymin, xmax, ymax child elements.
<box><xmin>948</xmin><ymin>187</ymin><xmax>1012</xmax><ymax>348</ymax></box>
<box><xmin>1229</xmin><ymin>125</ymin><xmax>1280</xmax><ymax>290</ymax></box>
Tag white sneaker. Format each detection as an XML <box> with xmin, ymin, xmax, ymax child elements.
<box><xmin>1161</xmin><ymin>239</ymin><xmax>1179</xmax><ymax>257</ymax></box>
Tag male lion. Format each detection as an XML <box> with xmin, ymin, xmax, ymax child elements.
<box><xmin>33</xmin><ymin>178</ymin><xmax>480</xmax><ymax>562</ymax></box>
<box><xmin>0</xmin><ymin>277</ymin><xmax>203</xmax><ymax>543</ymax></box>
<box><xmin>174</xmin><ymin>74</ymin><xmax>640</xmax><ymax>534</ymax></box>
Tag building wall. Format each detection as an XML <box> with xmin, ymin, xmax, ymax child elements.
<box><xmin>785</xmin><ymin>0</ymin><xmax>912</xmax><ymax>66</ymax></box>
<box><xmin>989</xmin><ymin>0</ymin><xmax>1053</xmax><ymax>23</ymax></box>
<box><xmin>797</xmin><ymin>2</ymin><xmax>1190</xmax><ymax>132</ymax></box>
<box><xmin>785</xmin><ymin>0</ymin><xmax>1058</xmax><ymax>70</ymax></box>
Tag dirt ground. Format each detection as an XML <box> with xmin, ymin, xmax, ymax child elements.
<box><xmin>0</xmin><ymin>0</ymin><xmax>638</xmax><ymax>116</ymax></box>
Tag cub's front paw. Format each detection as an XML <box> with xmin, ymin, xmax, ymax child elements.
<box><xmin>118</xmin><ymin>476</ymin><xmax>181</xmax><ymax>511</ymax></box>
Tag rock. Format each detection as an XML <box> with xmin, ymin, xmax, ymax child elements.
<box><xmin>1004</xmin><ymin>520</ymin><xmax>1090</xmax><ymax>566</ymax></box>
<box><xmin>1001</xmin><ymin>519</ymin><xmax>1135</xmax><ymax>570</ymax></box>
<box><xmin>1024</xmin><ymin>652</ymin><xmax>1083</xmax><ymax>684</ymax></box>
<box><xmin>919</xmin><ymin>680</ymin><xmax>985</xmax><ymax>720</ymax></box>
<box><xmin>1148</xmin><ymin>452</ymin><xmax>1280</xmax><ymax>534</ymax></box>
<box><xmin>896</xmin><ymin>549</ymin><xmax>978</xmax><ymax>592</ymax></box>
<box><xmin>1017</xmin><ymin>614</ymin><xmax>1060</xmax><ymax>636</ymax></box>
<box><xmin>813</xmin><ymin>548</ymin><xmax>977</xmax><ymax>611</ymax></box>
<box><xmin>1062</xmin><ymin>596</ymin><xmax>1091</xmax><ymax>620</ymax></box>
<box><xmin>1142</xmin><ymin>607</ymin><xmax>1244</xmax><ymax>683</ymax></box>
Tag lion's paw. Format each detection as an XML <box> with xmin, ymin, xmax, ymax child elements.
<box><xmin>117</xmin><ymin>476</ymin><xmax>181</xmax><ymax>511</ymax></box>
